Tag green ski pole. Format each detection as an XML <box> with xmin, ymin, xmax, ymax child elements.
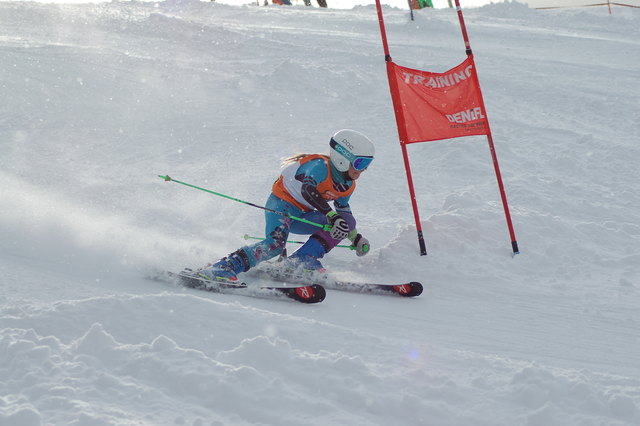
<box><xmin>242</xmin><ymin>234</ymin><xmax>355</xmax><ymax>250</ymax></box>
<box><xmin>159</xmin><ymin>175</ymin><xmax>331</xmax><ymax>231</ymax></box>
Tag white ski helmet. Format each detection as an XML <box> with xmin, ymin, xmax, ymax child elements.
<box><xmin>329</xmin><ymin>129</ymin><xmax>375</xmax><ymax>173</ymax></box>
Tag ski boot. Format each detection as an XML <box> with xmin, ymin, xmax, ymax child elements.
<box><xmin>287</xmin><ymin>236</ymin><xmax>327</xmax><ymax>274</ymax></box>
<box><xmin>198</xmin><ymin>249</ymin><xmax>251</xmax><ymax>283</ymax></box>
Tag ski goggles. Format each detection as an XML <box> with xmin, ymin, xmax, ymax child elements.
<box><xmin>330</xmin><ymin>138</ymin><xmax>374</xmax><ymax>171</ymax></box>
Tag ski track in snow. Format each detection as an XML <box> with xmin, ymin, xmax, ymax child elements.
<box><xmin>1</xmin><ymin>1</ymin><xmax>639</xmax><ymax>425</ymax></box>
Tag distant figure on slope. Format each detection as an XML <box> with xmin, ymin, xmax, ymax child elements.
<box><xmin>198</xmin><ymin>129</ymin><xmax>374</xmax><ymax>282</ymax></box>
<box><xmin>411</xmin><ymin>0</ymin><xmax>433</xmax><ymax>9</ymax></box>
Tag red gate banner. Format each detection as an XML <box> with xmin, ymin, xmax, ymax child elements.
<box><xmin>389</xmin><ymin>55</ymin><xmax>489</xmax><ymax>143</ymax></box>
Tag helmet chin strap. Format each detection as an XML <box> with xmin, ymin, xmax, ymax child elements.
<box><xmin>330</xmin><ymin>161</ymin><xmax>353</xmax><ymax>182</ymax></box>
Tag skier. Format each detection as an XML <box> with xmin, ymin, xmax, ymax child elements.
<box><xmin>198</xmin><ymin>129</ymin><xmax>374</xmax><ymax>283</ymax></box>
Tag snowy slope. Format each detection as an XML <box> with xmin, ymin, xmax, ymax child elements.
<box><xmin>1</xmin><ymin>1</ymin><xmax>639</xmax><ymax>425</ymax></box>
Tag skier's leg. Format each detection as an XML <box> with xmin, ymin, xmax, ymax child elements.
<box><xmin>241</xmin><ymin>194</ymin><xmax>298</xmax><ymax>267</ymax></box>
<box><xmin>200</xmin><ymin>195</ymin><xmax>301</xmax><ymax>280</ymax></box>
<box><xmin>289</xmin><ymin>210</ymin><xmax>356</xmax><ymax>269</ymax></box>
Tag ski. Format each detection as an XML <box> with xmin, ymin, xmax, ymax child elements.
<box><xmin>252</xmin><ymin>262</ymin><xmax>423</xmax><ymax>298</ymax></box>
<box><xmin>157</xmin><ymin>269</ymin><xmax>326</xmax><ymax>304</ymax></box>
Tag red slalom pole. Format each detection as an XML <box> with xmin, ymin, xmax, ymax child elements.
<box><xmin>453</xmin><ymin>0</ymin><xmax>519</xmax><ymax>255</ymax></box>
<box><xmin>375</xmin><ymin>0</ymin><xmax>428</xmax><ymax>256</ymax></box>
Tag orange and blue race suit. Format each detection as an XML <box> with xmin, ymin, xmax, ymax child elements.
<box><xmin>241</xmin><ymin>154</ymin><xmax>358</xmax><ymax>267</ymax></box>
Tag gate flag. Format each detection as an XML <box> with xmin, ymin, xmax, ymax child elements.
<box><xmin>375</xmin><ymin>0</ymin><xmax>519</xmax><ymax>256</ymax></box>
<box><xmin>390</xmin><ymin>55</ymin><xmax>489</xmax><ymax>143</ymax></box>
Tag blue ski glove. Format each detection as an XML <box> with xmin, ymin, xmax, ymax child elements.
<box><xmin>326</xmin><ymin>211</ymin><xmax>349</xmax><ymax>240</ymax></box>
<box><xmin>349</xmin><ymin>229</ymin><xmax>370</xmax><ymax>257</ymax></box>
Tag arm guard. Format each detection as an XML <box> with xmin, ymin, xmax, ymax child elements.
<box><xmin>296</xmin><ymin>174</ymin><xmax>332</xmax><ymax>215</ymax></box>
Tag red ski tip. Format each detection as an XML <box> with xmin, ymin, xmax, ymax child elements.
<box><xmin>392</xmin><ymin>282</ymin><xmax>423</xmax><ymax>297</ymax></box>
<box><xmin>296</xmin><ymin>286</ymin><xmax>311</xmax><ymax>299</ymax></box>
<box><xmin>291</xmin><ymin>284</ymin><xmax>326</xmax><ymax>304</ymax></box>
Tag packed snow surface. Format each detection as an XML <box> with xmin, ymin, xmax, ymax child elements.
<box><xmin>1</xmin><ymin>1</ymin><xmax>639</xmax><ymax>425</ymax></box>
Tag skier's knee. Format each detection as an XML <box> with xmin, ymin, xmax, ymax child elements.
<box><xmin>337</xmin><ymin>211</ymin><xmax>356</xmax><ymax>232</ymax></box>
<box><xmin>269</xmin><ymin>225</ymin><xmax>288</xmax><ymax>250</ymax></box>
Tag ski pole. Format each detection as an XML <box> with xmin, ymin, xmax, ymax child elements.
<box><xmin>242</xmin><ymin>234</ymin><xmax>355</xmax><ymax>250</ymax></box>
<box><xmin>159</xmin><ymin>175</ymin><xmax>331</xmax><ymax>231</ymax></box>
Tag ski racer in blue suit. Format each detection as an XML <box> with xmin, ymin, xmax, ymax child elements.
<box><xmin>198</xmin><ymin>129</ymin><xmax>374</xmax><ymax>283</ymax></box>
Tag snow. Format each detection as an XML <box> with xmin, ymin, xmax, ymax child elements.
<box><xmin>1</xmin><ymin>1</ymin><xmax>639</xmax><ymax>425</ymax></box>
